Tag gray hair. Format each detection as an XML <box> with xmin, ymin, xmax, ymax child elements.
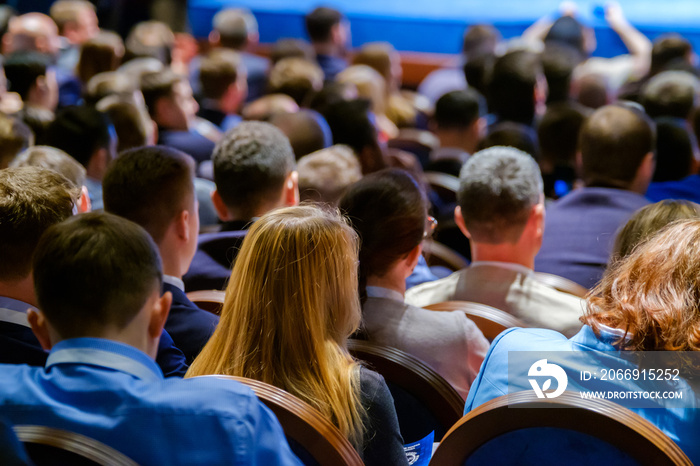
<box><xmin>458</xmin><ymin>146</ymin><xmax>543</xmax><ymax>243</ymax></box>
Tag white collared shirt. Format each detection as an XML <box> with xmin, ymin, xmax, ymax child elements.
<box><xmin>470</xmin><ymin>261</ymin><xmax>534</xmax><ymax>276</ymax></box>
<box><xmin>365</xmin><ymin>286</ymin><xmax>404</xmax><ymax>303</ymax></box>
<box><xmin>162</xmin><ymin>275</ymin><xmax>185</xmax><ymax>292</ymax></box>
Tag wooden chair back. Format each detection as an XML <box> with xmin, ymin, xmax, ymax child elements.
<box><xmin>430</xmin><ymin>391</ymin><xmax>692</xmax><ymax>466</ymax></box>
<box><xmin>14</xmin><ymin>425</ymin><xmax>138</xmax><ymax>466</ymax></box>
<box><xmin>347</xmin><ymin>339</ymin><xmax>464</xmax><ymax>442</ymax></box>
<box><xmin>424</xmin><ymin>301</ymin><xmax>526</xmax><ymax>341</ymax></box>
<box><xmin>422</xmin><ymin>240</ymin><xmax>469</xmax><ymax>271</ymax></box>
<box><xmin>388</xmin><ymin>129</ymin><xmax>440</xmax><ymax>167</ymax></box>
<box><xmin>534</xmin><ymin>272</ymin><xmax>589</xmax><ymax>299</ymax></box>
<box><xmin>198</xmin><ymin>375</ymin><xmax>363</xmax><ymax>466</ymax></box>
<box><xmin>186</xmin><ymin>289</ymin><xmax>225</xmax><ymax>315</ymax></box>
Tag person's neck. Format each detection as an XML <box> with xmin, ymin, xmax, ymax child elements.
<box><xmin>366</xmin><ymin>270</ymin><xmax>406</xmax><ymax>297</ymax></box>
<box><xmin>437</xmin><ymin>130</ymin><xmax>474</xmax><ymax>153</ymax></box>
<box><xmin>471</xmin><ymin>242</ymin><xmax>536</xmax><ymax>270</ymax></box>
<box><xmin>0</xmin><ymin>276</ymin><xmax>37</xmax><ymax>306</ymax></box>
<box><xmin>159</xmin><ymin>245</ymin><xmax>185</xmax><ymax>280</ymax></box>
<box><xmin>313</xmin><ymin>42</ymin><xmax>341</xmax><ymax>57</ymax></box>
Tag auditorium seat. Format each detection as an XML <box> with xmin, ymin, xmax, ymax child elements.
<box><xmin>424</xmin><ymin>301</ymin><xmax>526</xmax><ymax>341</ymax></box>
<box><xmin>422</xmin><ymin>240</ymin><xmax>469</xmax><ymax>271</ymax></box>
<box><xmin>13</xmin><ymin>425</ymin><xmax>137</xmax><ymax>466</ymax></box>
<box><xmin>430</xmin><ymin>391</ymin><xmax>692</xmax><ymax>466</ymax></box>
<box><xmin>347</xmin><ymin>339</ymin><xmax>464</xmax><ymax>443</ymax></box>
<box><xmin>186</xmin><ymin>289</ymin><xmax>225</xmax><ymax>315</ymax></box>
<box><xmin>534</xmin><ymin>272</ymin><xmax>589</xmax><ymax>299</ymax></box>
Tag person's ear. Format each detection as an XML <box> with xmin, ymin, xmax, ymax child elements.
<box><xmin>208</xmin><ymin>30</ymin><xmax>220</xmax><ymax>46</ymax></box>
<box><xmin>27</xmin><ymin>309</ymin><xmax>53</xmax><ymax>351</ymax></box>
<box><xmin>77</xmin><ymin>185</ymin><xmax>92</xmax><ymax>213</ymax></box>
<box><xmin>211</xmin><ymin>189</ymin><xmax>231</xmax><ymax>221</ymax></box>
<box><xmin>405</xmin><ymin>242</ymin><xmax>423</xmax><ymax>276</ymax></box>
<box><xmin>454</xmin><ymin>206</ymin><xmax>471</xmax><ymax>239</ymax></box>
<box><xmin>149</xmin><ymin>291</ymin><xmax>172</xmax><ymax>340</ymax></box>
<box><xmin>175</xmin><ymin>209</ymin><xmax>190</xmax><ymax>242</ymax></box>
<box><xmin>284</xmin><ymin>171</ymin><xmax>299</xmax><ymax>206</ymax></box>
<box><xmin>530</xmin><ymin>201</ymin><xmax>545</xmax><ymax>239</ymax></box>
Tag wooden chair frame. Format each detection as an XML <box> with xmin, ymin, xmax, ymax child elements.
<box><xmin>422</xmin><ymin>240</ymin><xmax>469</xmax><ymax>271</ymax></box>
<box><xmin>424</xmin><ymin>301</ymin><xmax>526</xmax><ymax>341</ymax></box>
<box><xmin>430</xmin><ymin>391</ymin><xmax>692</xmax><ymax>466</ymax></box>
<box><xmin>534</xmin><ymin>272</ymin><xmax>589</xmax><ymax>299</ymax></box>
<box><xmin>347</xmin><ymin>339</ymin><xmax>464</xmax><ymax>440</ymax></box>
<box><xmin>186</xmin><ymin>289</ymin><xmax>225</xmax><ymax>315</ymax></box>
<box><xmin>14</xmin><ymin>425</ymin><xmax>138</xmax><ymax>466</ymax></box>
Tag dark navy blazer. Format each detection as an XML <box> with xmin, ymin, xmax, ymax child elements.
<box><xmin>535</xmin><ymin>187</ymin><xmax>649</xmax><ymax>289</ymax></box>
<box><xmin>162</xmin><ymin>282</ymin><xmax>219</xmax><ymax>365</ymax></box>
<box><xmin>183</xmin><ymin>228</ymin><xmax>248</xmax><ymax>291</ymax></box>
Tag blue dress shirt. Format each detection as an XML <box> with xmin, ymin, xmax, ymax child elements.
<box><xmin>0</xmin><ymin>338</ymin><xmax>301</xmax><ymax>465</ymax></box>
<box><xmin>465</xmin><ymin>326</ymin><xmax>700</xmax><ymax>463</ymax></box>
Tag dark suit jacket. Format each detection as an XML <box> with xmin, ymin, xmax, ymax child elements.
<box><xmin>646</xmin><ymin>174</ymin><xmax>700</xmax><ymax>203</ymax></box>
<box><xmin>197</xmin><ymin>105</ymin><xmax>242</xmax><ymax>132</ymax></box>
<box><xmin>535</xmin><ymin>187</ymin><xmax>649</xmax><ymax>288</ymax></box>
<box><xmin>0</xmin><ymin>315</ymin><xmax>188</xmax><ymax>378</ymax></box>
<box><xmin>163</xmin><ymin>282</ymin><xmax>219</xmax><ymax>364</ymax></box>
<box><xmin>158</xmin><ymin>129</ymin><xmax>215</xmax><ymax>165</ymax></box>
<box><xmin>183</xmin><ymin>228</ymin><xmax>249</xmax><ymax>291</ymax></box>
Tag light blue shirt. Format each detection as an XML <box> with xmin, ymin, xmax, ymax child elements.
<box><xmin>465</xmin><ymin>326</ymin><xmax>700</xmax><ymax>463</ymax></box>
<box><xmin>0</xmin><ymin>338</ymin><xmax>301</xmax><ymax>465</ymax></box>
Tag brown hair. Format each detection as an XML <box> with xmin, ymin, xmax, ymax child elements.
<box><xmin>199</xmin><ymin>49</ymin><xmax>241</xmax><ymax>100</ymax></box>
<box><xmin>585</xmin><ymin>219</ymin><xmax>700</xmax><ymax>351</ymax></box>
<box><xmin>0</xmin><ymin>167</ymin><xmax>76</xmax><ymax>281</ymax></box>
<box><xmin>77</xmin><ymin>30</ymin><xmax>124</xmax><ymax>84</ymax></box>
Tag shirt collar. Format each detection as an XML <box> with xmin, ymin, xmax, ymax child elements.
<box><xmin>430</xmin><ymin>147</ymin><xmax>470</xmax><ymax>163</ymax></box>
<box><xmin>163</xmin><ymin>275</ymin><xmax>185</xmax><ymax>292</ymax></box>
<box><xmin>365</xmin><ymin>286</ymin><xmax>404</xmax><ymax>302</ymax></box>
<box><xmin>470</xmin><ymin>261</ymin><xmax>533</xmax><ymax>276</ymax></box>
<box><xmin>46</xmin><ymin>337</ymin><xmax>163</xmax><ymax>382</ymax></box>
<box><xmin>0</xmin><ymin>296</ymin><xmax>37</xmax><ymax>328</ymax></box>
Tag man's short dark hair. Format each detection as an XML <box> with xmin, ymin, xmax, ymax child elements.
<box><xmin>537</xmin><ymin>103</ymin><xmax>588</xmax><ymax>166</ymax></box>
<box><xmin>651</xmin><ymin>34</ymin><xmax>693</xmax><ymax>75</ymax></box>
<box><xmin>458</xmin><ymin>146</ymin><xmax>543</xmax><ymax>244</ymax></box>
<box><xmin>641</xmin><ymin>71</ymin><xmax>699</xmax><ymax>119</ymax></box>
<box><xmin>580</xmin><ymin>105</ymin><xmax>655</xmax><ymax>188</ymax></box>
<box><xmin>0</xmin><ymin>167</ymin><xmax>76</xmax><ymax>281</ymax></box>
<box><xmin>213</xmin><ymin>121</ymin><xmax>295</xmax><ymax>217</ymax></box>
<box><xmin>97</xmin><ymin>95</ymin><xmax>152</xmax><ymax>152</ymax></box>
<box><xmin>140</xmin><ymin>68</ymin><xmax>180</xmax><ymax>119</ymax></box>
<box><xmin>544</xmin><ymin>16</ymin><xmax>585</xmax><ymax>54</ymax></box>
<box><xmin>488</xmin><ymin>50</ymin><xmax>541</xmax><ymax>125</ymax></box>
<box><xmin>33</xmin><ymin>212</ymin><xmax>162</xmax><ymax>339</ymax></box>
<box><xmin>199</xmin><ymin>49</ymin><xmax>241</xmax><ymax>100</ymax></box>
<box><xmin>4</xmin><ymin>51</ymin><xmax>50</xmax><ymax>100</ymax></box>
<box><xmin>653</xmin><ymin>117</ymin><xmax>696</xmax><ymax>183</ymax></box>
<box><xmin>434</xmin><ymin>88</ymin><xmax>484</xmax><ymax>130</ymax></box>
<box><xmin>103</xmin><ymin>145</ymin><xmax>195</xmax><ymax>244</ymax></box>
<box><xmin>478</xmin><ymin>121</ymin><xmax>539</xmax><ymax>160</ymax></box>
<box><xmin>305</xmin><ymin>7</ymin><xmax>343</xmax><ymax>43</ymax></box>
<box><xmin>42</xmin><ymin>106</ymin><xmax>113</xmax><ymax>167</ymax></box>
<box><xmin>542</xmin><ymin>43</ymin><xmax>582</xmax><ymax>104</ymax></box>
<box><xmin>462</xmin><ymin>24</ymin><xmax>500</xmax><ymax>58</ymax></box>
<box><xmin>84</xmin><ymin>71</ymin><xmax>138</xmax><ymax>106</ymax></box>
<box><xmin>212</xmin><ymin>8</ymin><xmax>257</xmax><ymax>50</ymax></box>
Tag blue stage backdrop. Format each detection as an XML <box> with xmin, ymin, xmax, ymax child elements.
<box><xmin>188</xmin><ymin>0</ymin><xmax>700</xmax><ymax>58</ymax></box>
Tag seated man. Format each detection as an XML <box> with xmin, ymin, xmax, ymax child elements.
<box><xmin>42</xmin><ymin>105</ymin><xmax>117</xmax><ymax>211</ymax></box>
<box><xmin>535</xmin><ymin>104</ymin><xmax>653</xmax><ymax>288</ymax></box>
<box><xmin>197</xmin><ymin>49</ymin><xmax>246</xmax><ymax>132</ymax></box>
<box><xmin>406</xmin><ymin>147</ymin><xmax>584</xmax><ymax>337</ymax></box>
<box><xmin>184</xmin><ymin>121</ymin><xmax>298</xmax><ymax>291</ymax></box>
<box><xmin>0</xmin><ymin>211</ymin><xmax>300</xmax><ymax>465</ymax></box>
<box><xmin>0</xmin><ymin>167</ymin><xmax>187</xmax><ymax>376</ymax></box>
<box><xmin>304</xmin><ymin>6</ymin><xmax>350</xmax><ymax>81</ymax></box>
<box><xmin>141</xmin><ymin>68</ymin><xmax>215</xmax><ymax>165</ymax></box>
<box><xmin>103</xmin><ymin>146</ymin><xmax>219</xmax><ymax>364</ymax></box>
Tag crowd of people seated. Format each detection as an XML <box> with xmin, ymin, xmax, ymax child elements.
<box><xmin>2</xmin><ymin>0</ymin><xmax>700</xmax><ymax>463</ymax></box>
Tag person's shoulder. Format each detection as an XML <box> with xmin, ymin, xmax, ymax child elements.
<box><xmin>405</xmin><ymin>270</ymin><xmax>463</xmax><ymax>307</ymax></box>
<box><xmin>493</xmin><ymin>327</ymin><xmax>571</xmax><ymax>351</ymax></box>
<box><xmin>156</xmin><ymin>376</ymin><xmax>262</xmax><ymax>415</ymax></box>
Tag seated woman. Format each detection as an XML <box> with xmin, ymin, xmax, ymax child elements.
<box><xmin>339</xmin><ymin>168</ymin><xmax>489</xmax><ymax>400</ymax></box>
<box><xmin>186</xmin><ymin>205</ymin><xmax>407</xmax><ymax>466</ymax></box>
<box><xmin>466</xmin><ymin>219</ymin><xmax>700</xmax><ymax>463</ymax></box>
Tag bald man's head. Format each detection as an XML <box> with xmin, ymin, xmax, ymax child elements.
<box><xmin>3</xmin><ymin>13</ymin><xmax>59</xmax><ymax>56</ymax></box>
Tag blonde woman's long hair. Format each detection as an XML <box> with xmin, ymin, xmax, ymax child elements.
<box><xmin>186</xmin><ymin>205</ymin><xmax>366</xmax><ymax>446</ymax></box>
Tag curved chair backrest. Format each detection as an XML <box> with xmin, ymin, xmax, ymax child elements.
<box><xmin>423</xmin><ymin>171</ymin><xmax>460</xmax><ymax>194</ymax></box>
<box><xmin>186</xmin><ymin>289</ymin><xmax>225</xmax><ymax>315</ymax></box>
<box><xmin>14</xmin><ymin>425</ymin><xmax>138</xmax><ymax>466</ymax></box>
<box><xmin>388</xmin><ymin>129</ymin><xmax>440</xmax><ymax>167</ymax></box>
<box><xmin>534</xmin><ymin>272</ymin><xmax>589</xmax><ymax>299</ymax></box>
<box><xmin>198</xmin><ymin>375</ymin><xmax>363</xmax><ymax>466</ymax></box>
<box><xmin>422</xmin><ymin>240</ymin><xmax>469</xmax><ymax>271</ymax></box>
<box><xmin>347</xmin><ymin>339</ymin><xmax>464</xmax><ymax>442</ymax></box>
<box><xmin>430</xmin><ymin>391</ymin><xmax>692</xmax><ymax>466</ymax></box>
<box><xmin>424</xmin><ymin>301</ymin><xmax>526</xmax><ymax>341</ymax></box>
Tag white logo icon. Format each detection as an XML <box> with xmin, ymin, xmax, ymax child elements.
<box><xmin>528</xmin><ymin>359</ymin><xmax>568</xmax><ymax>399</ymax></box>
